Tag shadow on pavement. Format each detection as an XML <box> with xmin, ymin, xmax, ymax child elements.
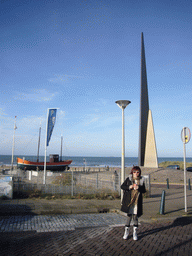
<box><xmin>0</xmin><ymin>203</ymin><xmax>36</xmax><ymax>216</ymax></box>
<box><xmin>155</xmin><ymin>237</ymin><xmax>192</xmax><ymax>256</ymax></box>
<box><xmin>173</xmin><ymin>216</ymin><xmax>192</xmax><ymax>226</ymax></box>
<box><xmin>139</xmin><ymin>216</ymin><xmax>192</xmax><ymax>255</ymax></box>
<box><xmin>150</xmin><ymin>194</ymin><xmax>162</xmax><ymax>198</ymax></box>
<box><xmin>140</xmin><ymin>216</ymin><xmax>192</xmax><ymax>239</ymax></box>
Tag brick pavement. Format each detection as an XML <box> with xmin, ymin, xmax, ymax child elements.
<box><xmin>0</xmin><ymin>213</ymin><xmax>127</xmax><ymax>232</ymax></box>
<box><xmin>0</xmin><ymin>214</ymin><xmax>192</xmax><ymax>255</ymax></box>
<box><xmin>0</xmin><ymin>184</ymin><xmax>192</xmax><ymax>255</ymax></box>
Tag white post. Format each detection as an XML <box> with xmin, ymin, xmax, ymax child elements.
<box><xmin>183</xmin><ymin>128</ymin><xmax>187</xmax><ymax>212</ymax></box>
<box><xmin>121</xmin><ymin>107</ymin><xmax>125</xmax><ymax>201</ymax></box>
<box><xmin>115</xmin><ymin>100</ymin><xmax>131</xmax><ymax>202</ymax></box>
<box><xmin>11</xmin><ymin>116</ymin><xmax>17</xmax><ymax>171</ymax></box>
<box><xmin>29</xmin><ymin>171</ymin><xmax>32</xmax><ymax>181</ymax></box>
<box><xmin>43</xmin><ymin>147</ymin><xmax>47</xmax><ymax>185</ymax></box>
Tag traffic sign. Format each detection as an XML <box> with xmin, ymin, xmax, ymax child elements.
<box><xmin>181</xmin><ymin>127</ymin><xmax>191</xmax><ymax>144</ymax></box>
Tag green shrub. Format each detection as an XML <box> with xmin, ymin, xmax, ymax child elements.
<box><xmin>52</xmin><ymin>173</ymin><xmax>76</xmax><ymax>185</ymax></box>
<box><xmin>12</xmin><ymin>189</ymin><xmax>120</xmax><ymax>200</ymax></box>
<box><xmin>13</xmin><ymin>191</ymin><xmax>29</xmax><ymax>199</ymax></box>
<box><xmin>28</xmin><ymin>189</ymin><xmax>42</xmax><ymax>198</ymax></box>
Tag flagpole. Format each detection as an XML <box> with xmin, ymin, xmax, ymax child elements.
<box><xmin>43</xmin><ymin>109</ymin><xmax>49</xmax><ymax>185</ymax></box>
<box><xmin>11</xmin><ymin>116</ymin><xmax>17</xmax><ymax>172</ymax></box>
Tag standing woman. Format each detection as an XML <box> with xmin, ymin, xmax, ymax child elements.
<box><xmin>121</xmin><ymin>166</ymin><xmax>146</xmax><ymax>240</ymax></box>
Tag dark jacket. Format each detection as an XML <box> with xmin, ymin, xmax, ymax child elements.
<box><xmin>121</xmin><ymin>175</ymin><xmax>146</xmax><ymax>217</ymax></box>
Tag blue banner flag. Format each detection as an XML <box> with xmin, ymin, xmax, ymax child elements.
<box><xmin>46</xmin><ymin>109</ymin><xmax>57</xmax><ymax>146</ymax></box>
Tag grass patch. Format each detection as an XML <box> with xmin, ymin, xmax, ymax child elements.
<box><xmin>143</xmin><ymin>190</ymin><xmax>150</xmax><ymax>198</ymax></box>
<box><xmin>159</xmin><ymin>161</ymin><xmax>192</xmax><ymax>170</ymax></box>
<box><xmin>12</xmin><ymin>189</ymin><xmax>120</xmax><ymax>200</ymax></box>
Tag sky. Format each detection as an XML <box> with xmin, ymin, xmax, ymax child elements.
<box><xmin>1</xmin><ymin>0</ymin><xmax>192</xmax><ymax>158</ymax></box>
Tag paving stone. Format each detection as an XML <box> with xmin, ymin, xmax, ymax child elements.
<box><xmin>0</xmin><ymin>214</ymin><xmax>192</xmax><ymax>255</ymax></box>
<box><xmin>0</xmin><ymin>213</ymin><xmax>127</xmax><ymax>233</ymax></box>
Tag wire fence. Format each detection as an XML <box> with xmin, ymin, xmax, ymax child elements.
<box><xmin>13</xmin><ymin>170</ymin><xmax>151</xmax><ymax>197</ymax></box>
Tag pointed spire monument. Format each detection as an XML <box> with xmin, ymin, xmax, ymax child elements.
<box><xmin>138</xmin><ymin>33</ymin><xmax>158</xmax><ymax>167</ymax></box>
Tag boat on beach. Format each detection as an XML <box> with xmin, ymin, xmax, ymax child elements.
<box><xmin>17</xmin><ymin>154</ymin><xmax>72</xmax><ymax>171</ymax></box>
<box><xmin>16</xmin><ymin>109</ymin><xmax>72</xmax><ymax>172</ymax></box>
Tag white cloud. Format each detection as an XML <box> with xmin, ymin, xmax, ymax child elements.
<box><xmin>18</xmin><ymin>116</ymin><xmax>45</xmax><ymax>131</ymax></box>
<box><xmin>81</xmin><ymin>111</ymin><xmax>137</xmax><ymax>129</ymax></box>
<box><xmin>48</xmin><ymin>74</ymin><xmax>84</xmax><ymax>84</ymax></box>
<box><xmin>58</xmin><ymin>110</ymin><xmax>66</xmax><ymax>118</ymax></box>
<box><xmin>14</xmin><ymin>89</ymin><xmax>56</xmax><ymax>102</ymax></box>
<box><xmin>0</xmin><ymin>110</ymin><xmax>15</xmax><ymax>131</ymax></box>
<box><xmin>95</xmin><ymin>98</ymin><xmax>108</xmax><ymax>107</ymax></box>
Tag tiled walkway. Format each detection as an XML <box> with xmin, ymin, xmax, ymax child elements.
<box><xmin>0</xmin><ymin>213</ymin><xmax>127</xmax><ymax>232</ymax></box>
<box><xmin>0</xmin><ymin>215</ymin><xmax>192</xmax><ymax>256</ymax></box>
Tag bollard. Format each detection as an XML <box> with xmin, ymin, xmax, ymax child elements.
<box><xmin>166</xmin><ymin>178</ymin><xmax>169</xmax><ymax>189</ymax></box>
<box><xmin>188</xmin><ymin>179</ymin><xmax>191</xmax><ymax>190</ymax></box>
<box><xmin>159</xmin><ymin>190</ymin><xmax>165</xmax><ymax>215</ymax></box>
<box><xmin>96</xmin><ymin>173</ymin><xmax>99</xmax><ymax>189</ymax></box>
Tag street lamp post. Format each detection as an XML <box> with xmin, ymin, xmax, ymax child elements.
<box><xmin>115</xmin><ymin>100</ymin><xmax>131</xmax><ymax>201</ymax></box>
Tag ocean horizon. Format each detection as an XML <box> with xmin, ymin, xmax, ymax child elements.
<box><xmin>0</xmin><ymin>155</ymin><xmax>190</xmax><ymax>167</ymax></box>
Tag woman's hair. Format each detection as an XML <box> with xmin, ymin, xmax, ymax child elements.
<box><xmin>130</xmin><ymin>166</ymin><xmax>141</xmax><ymax>176</ymax></box>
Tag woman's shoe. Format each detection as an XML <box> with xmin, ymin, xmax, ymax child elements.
<box><xmin>123</xmin><ymin>226</ymin><xmax>129</xmax><ymax>239</ymax></box>
<box><xmin>133</xmin><ymin>226</ymin><xmax>138</xmax><ymax>240</ymax></box>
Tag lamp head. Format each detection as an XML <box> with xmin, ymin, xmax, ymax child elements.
<box><xmin>115</xmin><ymin>100</ymin><xmax>131</xmax><ymax>109</ymax></box>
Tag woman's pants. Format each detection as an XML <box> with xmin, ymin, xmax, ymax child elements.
<box><xmin>126</xmin><ymin>214</ymin><xmax>138</xmax><ymax>227</ymax></box>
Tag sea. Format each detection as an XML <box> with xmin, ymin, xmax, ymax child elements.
<box><xmin>1</xmin><ymin>155</ymin><xmax>192</xmax><ymax>167</ymax></box>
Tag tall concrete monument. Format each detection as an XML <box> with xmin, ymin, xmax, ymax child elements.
<box><xmin>138</xmin><ymin>33</ymin><xmax>158</xmax><ymax>167</ymax></box>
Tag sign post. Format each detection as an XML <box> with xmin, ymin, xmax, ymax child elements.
<box><xmin>181</xmin><ymin>127</ymin><xmax>191</xmax><ymax>212</ymax></box>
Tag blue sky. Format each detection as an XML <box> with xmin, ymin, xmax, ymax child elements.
<box><xmin>1</xmin><ymin>0</ymin><xmax>192</xmax><ymax>158</ymax></box>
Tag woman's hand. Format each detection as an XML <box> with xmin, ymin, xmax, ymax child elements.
<box><xmin>129</xmin><ymin>184</ymin><xmax>139</xmax><ymax>190</ymax></box>
<box><xmin>129</xmin><ymin>185</ymin><xmax>133</xmax><ymax>190</ymax></box>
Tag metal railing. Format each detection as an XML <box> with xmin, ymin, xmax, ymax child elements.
<box><xmin>13</xmin><ymin>171</ymin><xmax>150</xmax><ymax>197</ymax></box>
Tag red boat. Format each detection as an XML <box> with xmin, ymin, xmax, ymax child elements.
<box><xmin>17</xmin><ymin>154</ymin><xmax>72</xmax><ymax>171</ymax></box>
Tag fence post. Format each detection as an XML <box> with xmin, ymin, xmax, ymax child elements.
<box><xmin>96</xmin><ymin>173</ymin><xmax>99</xmax><ymax>189</ymax></box>
<box><xmin>166</xmin><ymin>178</ymin><xmax>169</xmax><ymax>189</ymax></box>
<box><xmin>29</xmin><ymin>171</ymin><xmax>32</xmax><ymax>181</ymax></box>
<box><xmin>188</xmin><ymin>179</ymin><xmax>191</xmax><ymax>190</ymax></box>
<box><xmin>148</xmin><ymin>174</ymin><xmax>151</xmax><ymax>197</ymax></box>
<box><xmin>159</xmin><ymin>190</ymin><xmax>165</xmax><ymax>215</ymax></box>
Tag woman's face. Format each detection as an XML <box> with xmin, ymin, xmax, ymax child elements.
<box><xmin>133</xmin><ymin>170</ymin><xmax>140</xmax><ymax>178</ymax></box>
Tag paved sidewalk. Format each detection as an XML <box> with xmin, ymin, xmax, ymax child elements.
<box><xmin>0</xmin><ymin>215</ymin><xmax>192</xmax><ymax>255</ymax></box>
<box><xmin>0</xmin><ymin>185</ymin><xmax>192</xmax><ymax>255</ymax></box>
<box><xmin>141</xmin><ymin>185</ymin><xmax>192</xmax><ymax>222</ymax></box>
<box><xmin>0</xmin><ymin>213</ymin><xmax>126</xmax><ymax>233</ymax></box>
